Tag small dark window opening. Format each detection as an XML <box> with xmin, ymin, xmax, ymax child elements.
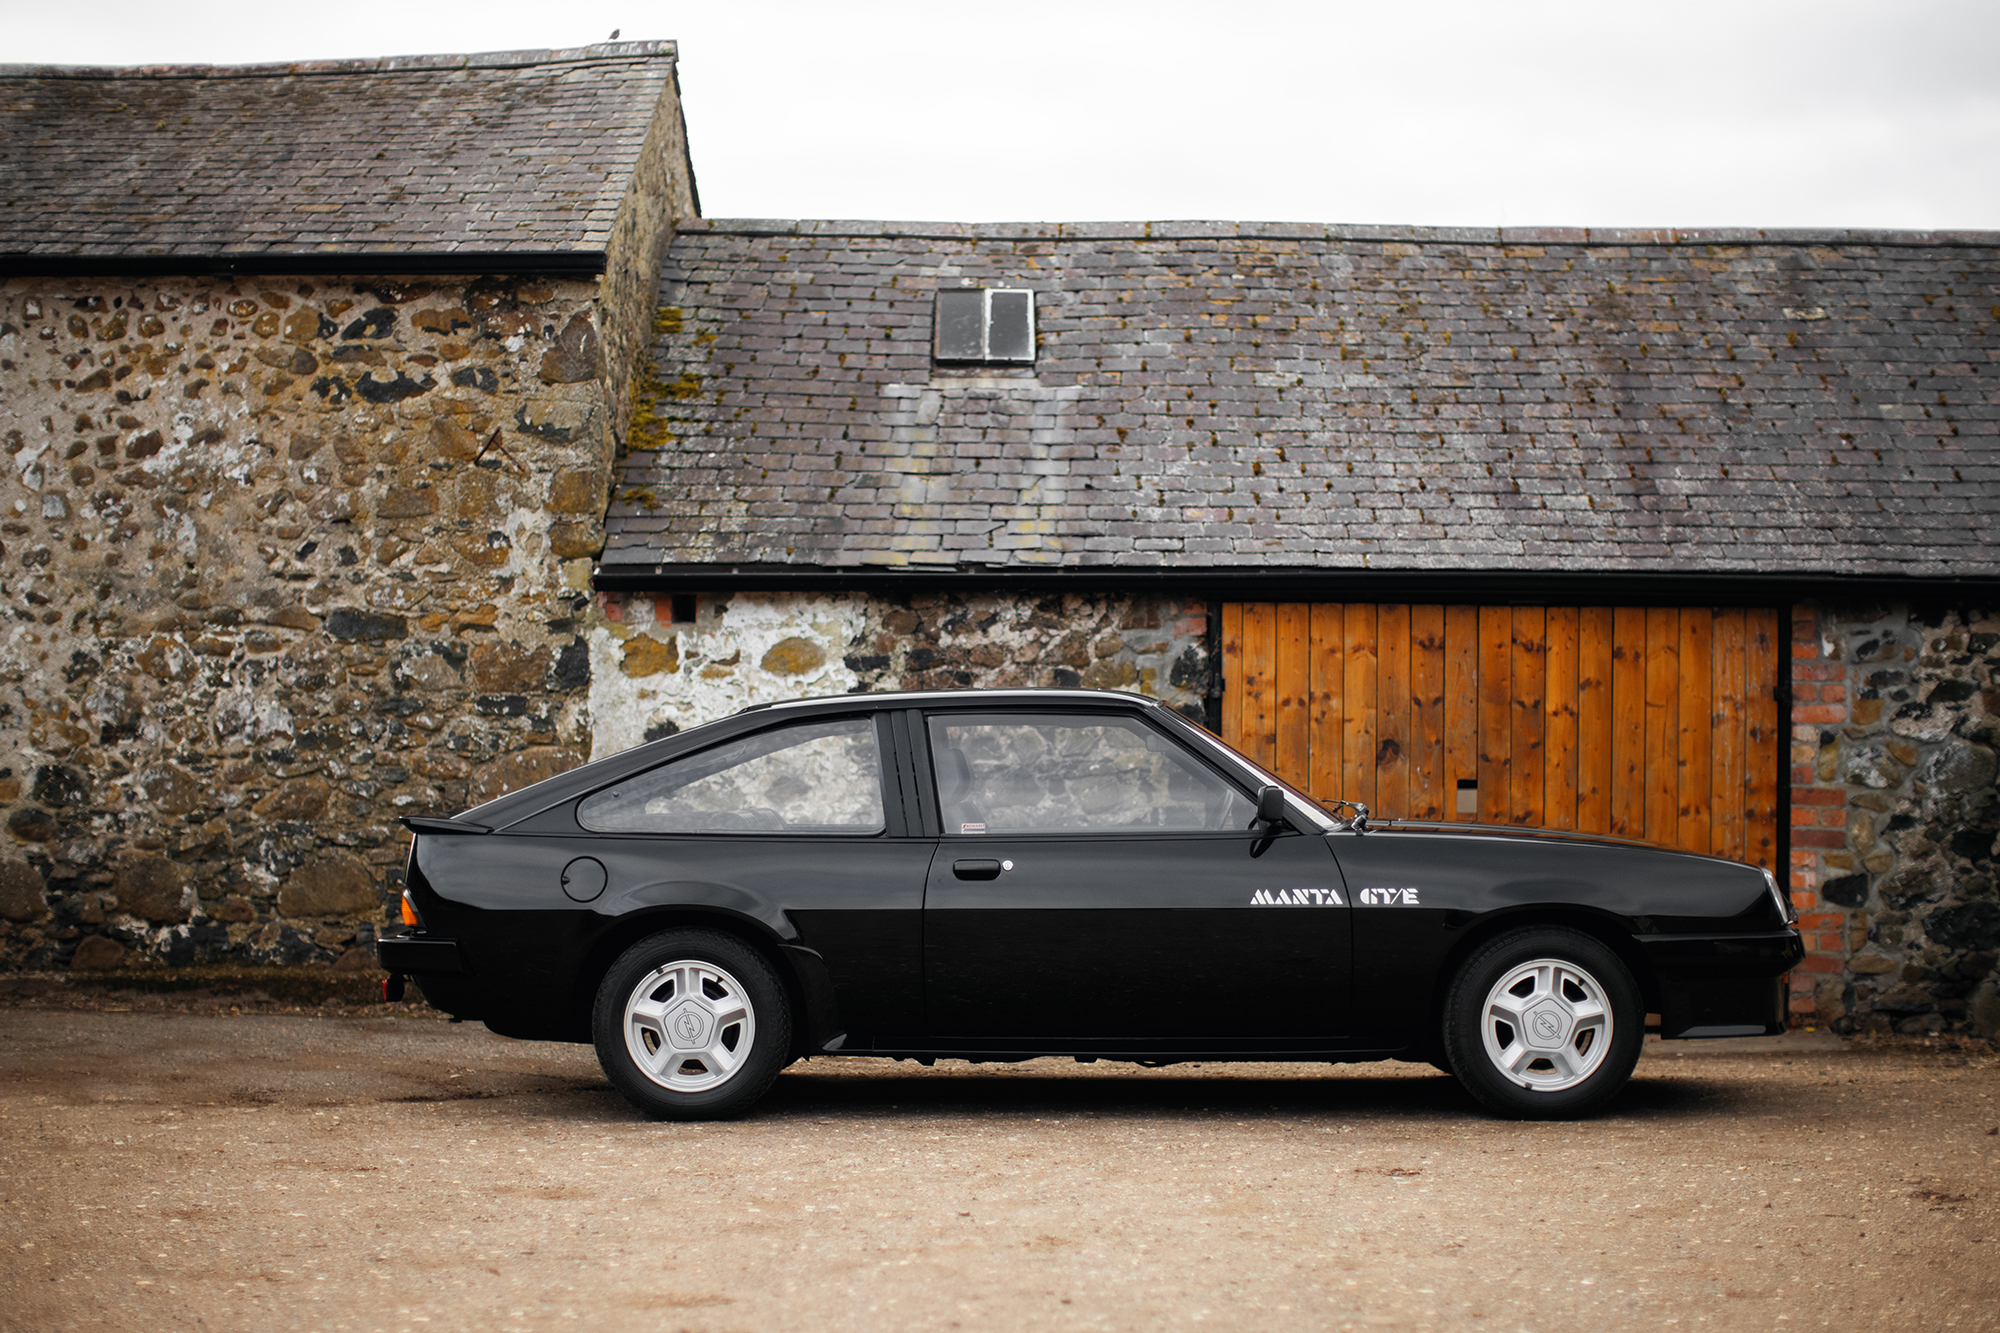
<box><xmin>669</xmin><ymin>594</ymin><xmax>698</xmax><ymax>624</ymax></box>
<box><xmin>934</xmin><ymin>288</ymin><xmax>1035</xmax><ymax>364</ymax></box>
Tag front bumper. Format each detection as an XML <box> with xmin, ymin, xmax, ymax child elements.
<box><xmin>1640</xmin><ymin>928</ymin><xmax>1804</xmax><ymax>1039</ymax></box>
<box><xmin>376</xmin><ymin>932</ymin><xmax>465</xmax><ymax>974</ymax></box>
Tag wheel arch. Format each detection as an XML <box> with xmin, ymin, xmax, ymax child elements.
<box><xmin>1427</xmin><ymin>906</ymin><xmax>1662</xmax><ymax>1037</ymax></box>
<box><xmin>567</xmin><ymin>906</ymin><xmax>829</xmax><ymax>1057</ymax></box>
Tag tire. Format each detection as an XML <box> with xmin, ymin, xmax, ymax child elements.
<box><xmin>1441</xmin><ymin>927</ymin><xmax>1643</xmax><ymax>1120</ymax></box>
<box><xmin>592</xmin><ymin>929</ymin><xmax>792</xmax><ymax>1121</ymax></box>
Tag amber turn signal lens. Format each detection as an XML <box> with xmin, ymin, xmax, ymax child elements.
<box><xmin>400</xmin><ymin>892</ymin><xmax>420</xmax><ymax>928</ymax></box>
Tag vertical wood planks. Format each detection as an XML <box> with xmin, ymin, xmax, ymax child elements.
<box><xmin>1444</xmin><ymin>606</ymin><xmax>1480</xmax><ymax>823</ymax></box>
<box><xmin>1375</xmin><ymin>604</ymin><xmax>1412</xmax><ymax>819</ymax></box>
<box><xmin>1220</xmin><ymin>601</ymin><xmax>1779</xmax><ymax>865</ymax></box>
<box><xmin>1476</xmin><ymin>606</ymin><xmax>1512</xmax><ymax>824</ymax></box>
<box><xmin>1744</xmin><ymin>607</ymin><xmax>1780</xmax><ymax>873</ymax></box>
<box><xmin>1710</xmin><ymin>608</ymin><xmax>1747</xmax><ymax>862</ymax></box>
<box><xmin>1609</xmin><ymin>607</ymin><xmax>1647</xmax><ymax>837</ymax></box>
<box><xmin>1409</xmin><ymin>605</ymin><xmax>1447</xmax><ymax>820</ymax></box>
<box><xmin>1677</xmin><ymin>609</ymin><xmax>1714</xmax><ymax>855</ymax></box>
<box><xmin>1342</xmin><ymin>604</ymin><xmax>1379</xmax><ymax>812</ymax></box>
<box><xmin>1643</xmin><ymin>607</ymin><xmax>1681</xmax><ymax>848</ymax></box>
<box><xmin>1220</xmin><ymin>602</ymin><xmax>1246</xmax><ymax>750</ymax></box>
<box><xmin>1509</xmin><ymin>607</ymin><xmax>1547</xmax><ymax>826</ymax></box>
<box><xmin>1544</xmin><ymin>606</ymin><xmax>1579</xmax><ymax>831</ymax></box>
<box><xmin>1274</xmin><ymin>603</ymin><xmax>1311</xmax><ymax>787</ymax></box>
<box><xmin>1239</xmin><ymin>602</ymin><xmax>1277</xmax><ymax>770</ymax></box>
<box><xmin>1575</xmin><ymin>607</ymin><xmax>1615</xmax><ymax>835</ymax></box>
<box><xmin>1307</xmin><ymin>604</ymin><xmax>1344</xmax><ymax>804</ymax></box>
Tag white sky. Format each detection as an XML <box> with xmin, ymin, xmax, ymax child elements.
<box><xmin>8</xmin><ymin>0</ymin><xmax>1999</xmax><ymax>229</ymax></box>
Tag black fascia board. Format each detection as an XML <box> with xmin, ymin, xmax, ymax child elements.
<box><xmin>591</xmin><ymin>562</ymin><xmax>2000</xmax><ymax>607</ymax></box>
<box><xmin>1</xmin><ymin>250</ymin><xmax>608</xmax><ymax>279</ymax></box>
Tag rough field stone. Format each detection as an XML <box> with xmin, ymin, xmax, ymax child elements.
<box><xmin>1921</xmin><ymin>741</ymin><xmax>1998</xmax><ymax>795</ymax></box>
<box><xmin>113</xmin><ymin>854</ymin><xmax>189</xmax><ymax>923</ymax></box>
<box><xmin>761</xmin><ymin>636</ymin><xmax>827</xmax><ymax>675</ymax></box>
<box><xmin>466</xmin><ymin>747</ymin><xmax>586</xmax><ymax>806</ymax></box>
<box><xmin>0</xmin><ymin>857</ymin><xmax>49</xmax><ymax>922</ymax></box>
<box><xmin>254</xmin><ymin>778</ymin><xmax>332</xmax><ymax>822</ymax></box>
<box><xmin>278</xmin><ymin>851</ymin><xmax>379</xmax><ymax>919</ymax></box>
<box><xmin>6</xmin><ymin>809</ymin><xmax>56</xmax><ymax>843</ymax></box>
<box><xmin>619</xmin><ymin>635</ymin><xmax>679</xmax><ymax>677</ymax></box>
<box><xmin>468</xmin><ymin>642</ymin><xmax>553</xmax><ymax>692</ymax></box>
<box><xmin>68</xmin><ymin>935</ymin><xmax>128</xmax><ymax>970</ymax></box>
<box><xmin>324</xmin><ymin>609</ymin><xmax>410</xmax><ymax>641</ymax></box>
<box><xmin>538</xmin><ymin>313</ymin><xmax>601</xmax><ymax>383</ymax></box>
<box><xmin>1927</xmin><ymin>902</ymin><xmax>2000</xmax><ymax>951</ymax></box>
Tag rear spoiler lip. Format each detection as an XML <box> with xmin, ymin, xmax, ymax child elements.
<box><xmin>399</xmin><ymin>815</ymin><xmax>494</xmax><ymax>835</ymax></box>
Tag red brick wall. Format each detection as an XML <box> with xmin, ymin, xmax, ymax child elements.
<box><xmin>1787</xmin><ymin>606</ymin><xmax>1850</xmax><ymax>1022</ymax></box>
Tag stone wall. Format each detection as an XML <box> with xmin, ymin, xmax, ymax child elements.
<box><xmin>585</xmin><ymin>588</ymin><xmax>1214</xmax><ymax>755</ymax></box>
<box><xmin>1788</xmin><ymin>601</ymin><xmax>2000</xmax><ymax>1035</ymax></box>
<box><xmin>0</xmin><ymin>271</ymin><xmax>632</xmax><ymax>970</ymax></box>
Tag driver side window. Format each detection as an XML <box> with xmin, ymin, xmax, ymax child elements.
<box><xmin>927</xmin><ymin>713</ymin><xmax>1256</xmax><ymax>835</ymax></box>
<box><xmin>579</xmin><ymin>717</ymin><xmax>885</xmax><ymax>834</ymax></box>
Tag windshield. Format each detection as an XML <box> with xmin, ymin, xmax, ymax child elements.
<box><xmin>1156</xmin><ymin>712</ymin><xmax>1339</xmax><ymax>831</ymax></box>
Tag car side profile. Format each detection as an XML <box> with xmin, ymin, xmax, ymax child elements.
<box><xmin>378</xmin><ymin>688</ymin><xmax>1802</xmax><ymax>1120</ymax></box>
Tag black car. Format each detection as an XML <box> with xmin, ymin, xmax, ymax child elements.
<box><xmin>378</xmin><ymin>688</ymin><xmax>1801</xmax><ymax>1120</ymax></box>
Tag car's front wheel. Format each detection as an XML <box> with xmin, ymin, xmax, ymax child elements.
<box><xmin>593</xmin><ymin>929</ymin><xmax>791</xmax><ymax>1120</ymax></box>
<box><xmin>1441</xmin><ymin>927</ymin><xmax>1643</xmax><ymax>1119</ymax></box>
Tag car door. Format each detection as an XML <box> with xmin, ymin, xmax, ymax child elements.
<box><xmin>918</xmin><ymin>709</ymin><xmax>1351</xmax><ymax>1044</ymax></box>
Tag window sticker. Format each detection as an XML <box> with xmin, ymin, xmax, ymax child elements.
<box><xmin>960</xmin><ymin>822</ymin><xmax>986</xmax><ymax>835</ymax></box>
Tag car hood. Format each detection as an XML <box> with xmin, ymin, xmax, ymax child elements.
<box><xmin>1363</xmin><ymin>818</ymin><xmax>1758</xmax><ymax>871</ymax></box>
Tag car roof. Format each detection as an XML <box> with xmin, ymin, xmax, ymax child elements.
<box><xmin>453</xmin><ymin>687</ymin><xmax>1173</xmax><ymax>828</ymax></box>
<box><xmin>740</xmin><ymin>687</ymin><xmax>1164</xmax><ymax>715</ymax></box>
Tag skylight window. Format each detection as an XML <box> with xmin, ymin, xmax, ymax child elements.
<box><xmin>934</xmin><ymin>288</ymin><xmax>1035</xmax><ymax>364</ymax></box>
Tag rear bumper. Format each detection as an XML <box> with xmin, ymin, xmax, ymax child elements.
<box><xmin>1639</xmin><ymin>929</ymin><xmax>1804</xmax><ymax>1039</ymax></box>
<box><xmin>376</xmin><ymin>933</ymin><xmax>465</xmax><ymax>974</ymax></box>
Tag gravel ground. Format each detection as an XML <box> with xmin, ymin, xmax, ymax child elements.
<box><xmin>0</xmin><ymin>989</ymin><xmax>1994</xmax><ymax>1333</ymax></box>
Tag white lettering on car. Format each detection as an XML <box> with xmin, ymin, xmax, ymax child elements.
<box><xmin>1249</xmin><ymin>887</ymin><xmax>1345</xmax><ymax>906</ymax></box>
<box><xmin>1358</xmin><ymin>887</ymin><xmax>1421</xmax><ymax>905</ymax></box>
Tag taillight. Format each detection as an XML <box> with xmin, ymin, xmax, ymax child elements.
<box><xmin>401</xmin><ymin>891</ymin><xmax>422</xmax><ymax>928</ymax></box>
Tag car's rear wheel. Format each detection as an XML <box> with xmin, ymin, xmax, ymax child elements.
<box><xmin>1441</xmin><ymin>927</ymin><xmax>1642</xmax><ymax>1119</ymax></box>
<box><xmin>593</xmin><ymin>929</ymin><xmax>791</xmax><ymax>1120</ymax></box>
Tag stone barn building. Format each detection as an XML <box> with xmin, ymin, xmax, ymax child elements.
<box><xmin>0</xmin><ymin>43</ymin><xmax>695</xmax><ymax>969</ymax></box>
<box><xmin>597</xmin><ymin>220</ymin><xmax>2000</xmax><ymax>1037</ymax></box>
<box><xmin>1</xmin><ymin>47</ymin><xmax>1996</xmax><ymax>1039</ymax></box>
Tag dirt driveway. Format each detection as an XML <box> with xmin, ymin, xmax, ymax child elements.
<box><xmin>0</xmin><ymin>992</ymin><xmax>1994</xmax><ymax>1333</ymax></box>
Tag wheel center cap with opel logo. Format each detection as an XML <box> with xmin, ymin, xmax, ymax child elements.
<box><xmin>1522</xmin><ymin>1000</ymin><xmax>1570</xmax><ymax>1048</ymax></box>
<box><xmin>663</xmin><ymin>999</ymin><xmax>714</xmax><ymax>1050</ymax></box>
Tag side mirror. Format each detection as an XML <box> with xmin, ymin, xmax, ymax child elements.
<box><xmin>1254</xmin><ymin>785</ymin><xmax>1287</xmax><ymax>828</ymax></box>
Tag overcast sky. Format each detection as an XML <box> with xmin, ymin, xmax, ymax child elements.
<box><xmin>9</xmin><ymin>0</ymin><xmax>1999</xmax><ymax>229</ymax></box>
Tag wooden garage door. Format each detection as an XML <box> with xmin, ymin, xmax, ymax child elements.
<box><xmin>1219</xmin><ymin>605</ymin><xmax>1780</xmax><ymax>870</ymax></box>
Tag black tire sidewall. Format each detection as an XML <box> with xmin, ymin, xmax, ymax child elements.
<box><xmin>592</xmin><ymin>928</ymin><xmax>792</xmax><ymax>1121</ymax></box>
<box><xmin>1443</xmin><ymin>927</ymin><xmax>1643</xmax><ymax>1120</ymax></box>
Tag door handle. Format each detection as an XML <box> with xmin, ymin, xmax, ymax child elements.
<box><xmin>952</xmin><ymin>859</ymin><xmax>1002</xmax><ymax>880</ymax></box>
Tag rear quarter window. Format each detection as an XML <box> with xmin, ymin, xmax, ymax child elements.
<box><xmin>579</xmin><ymin>717</ymin><xmax>885</xmax><ymax>834</ymax></box>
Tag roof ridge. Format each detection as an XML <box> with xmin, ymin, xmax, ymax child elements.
<box><xmin>0</xmin><ymin>39</ymin><xmax>675</xmax><ymax>81</ymax></box>
<box><xmin>683</xmin><ymin>218</ymin><xmax>2000</xmax><ymax>248</ymax></box>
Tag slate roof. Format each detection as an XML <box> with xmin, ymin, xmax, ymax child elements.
<box><xmin>0</xmin><ymin>42</ymin><xmax>682</xmax><ymax>266</ymax></box>
<box><xmin>605</xmin><ymin>221</ymin><xmax>2000</xmax><ymax>581</ymax></box>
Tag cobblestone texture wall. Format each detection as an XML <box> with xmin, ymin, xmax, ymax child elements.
<box><xmin>586</xmin><ymin>589</ymin><xmax>1213</xmax><ymax>756</ymax></box>
<box><xmin>1788</xmin><ymin>602</ymin><xmax>2000</xmax><ymax>1035</ymax></box>
<box><xmin>0</xmin><ymin>273</ymin><xmax>629</xmax><ymax>971</ymax></box>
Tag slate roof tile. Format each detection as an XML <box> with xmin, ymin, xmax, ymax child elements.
<box><xmin>607</xmin><ymin>221</ymin><xmax>2000</xmax><ymax>577</ymax></box>
<box><xmin>0</xmin><ymin>42</ymin><xmax>679</xmax><ymax>258</ymax></box>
